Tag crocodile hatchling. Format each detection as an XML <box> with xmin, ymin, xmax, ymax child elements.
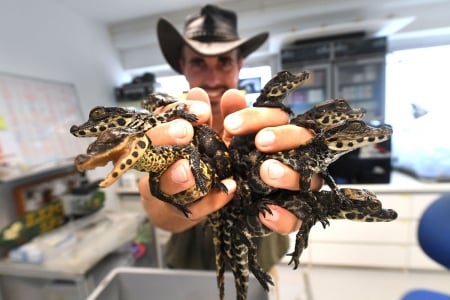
<box><xmin>243</xmin><ymin>188</ymin><xmax>397</xmax><ymax>271</ymax></box>
<box><xmin>70</xmin><ymin>93</ymin><xmax>197</xmax><ymax>137</ymax></box>
<box><xmin>71</xmin><ymin>93</ymin><xmax>232</xmax><ymax>217</ymax></box>
<box><xmin>74</xmin><ymin>127</ymin><xmax>212</xmax><ymax>216</ymax></box>
<box><xmin>223</xmin><ymin>70</ymin><xmax>396</xmax><ymax>300</ymax></box>
<box><xmin>247</xmin><ymin>119</ymin><xmax>393</xmax><ymax>202</ymax></box>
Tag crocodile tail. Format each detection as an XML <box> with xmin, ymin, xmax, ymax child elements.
<box><xmin>230</xmin><ymin>235</ymin><xmax>250</xmax><ymax>300</ymax></box>
<box><xmin>222</xmin><ymin>213</ymin><xmax>250</xmax><ymax>300</ymax></box>
<box><xmin>208</xmin><ymin>212</ymin><xmax>226</xmax><ymax>300</ymax></box>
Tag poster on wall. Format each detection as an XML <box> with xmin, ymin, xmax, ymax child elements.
<box><xmin>0</xmin><ymin>73</ymin><xmax>88</xmax><ymax>180</ymax></box>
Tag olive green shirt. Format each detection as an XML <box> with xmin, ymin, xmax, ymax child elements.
<box><xmin>165</xmin><ymin>222</ymin><xmax>289</xmax><ymax>271</ymax></box>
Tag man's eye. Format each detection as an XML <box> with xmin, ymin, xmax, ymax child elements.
<box><xmin>190</xmin><ymin>58</ymin><xmax>205</xmax><ymax>68</ymax></box>
<box><xmin>219</xmin><ymin>57</ymin><xmax>233</xmax><ymax>66</ymax></box>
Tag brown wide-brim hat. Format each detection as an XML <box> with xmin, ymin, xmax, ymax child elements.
<box><xmin>157</xmin><ymin>4</ymin><xmax>269</xmax><ymax>74</ymax></box>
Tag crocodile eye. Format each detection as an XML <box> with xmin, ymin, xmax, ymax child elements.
<box><xmin>90</xmin><ymin>107</ymin><xmax>106</xmax><ymax>120</ymax></box>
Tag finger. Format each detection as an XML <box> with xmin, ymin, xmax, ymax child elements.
<box><xmin>255</xmin><ymin>125</ymin><xmax>314</xmax><ymax>152</ymax></box>
<box><xmin>259</xmin><ymin>205</ymin><xmax>302</xmax><ymax>235</ymax></box>
<box><xmin>185</xmin><ymin>178</ymin><xmax>236</xmax><ymax>222</ymax></box>
<box><xmin>221</xmin><ymin>89</ymin><xmax>248</xmax><ymax>144</ymax></box>
<box><xmin>185</xmin><ymin>88</ymin><xmax>212</xmax><ymax>126</ymax></box>
<box><xmin>138</xmin><ymin>160</ymin><xmax>195</xmax><ymax>197</ymax></box>
<box><xmin>259</xmin><ymin>159</ymin><xmax>323</xmax><ymax>191</ymax></box>
<box><xmin>152</xmin><ymin>88</ymin><xmax>211</xmax><ymax>126</ymax></box>
<box><xmin>221</xmin><ymin>89</ymin><xmax>248</xmax><ymax>118</ymax></box>
<box><xmin>146</xmin><ymin>119</ymin><xmax>194</xmax><ymax>146</ymax></box>
<box><xmin>185</xmin><ymin>87</ymin><xmax>210</xmax><ymax>103</ymax></box>
<box><xmin>224</xmin><ymin>106</ymin><xmax>289</xmax><ymax>137</ymax></box>
<box><xmin>159</xmin><ymin>159</ymin><xmax>196</xmax><ymax>194</ymax></box>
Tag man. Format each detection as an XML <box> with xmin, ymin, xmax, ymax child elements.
<box><xmin>139</xmin><ymin>4</ymin><xmax>322</xmax><ymax>271</ymax></box>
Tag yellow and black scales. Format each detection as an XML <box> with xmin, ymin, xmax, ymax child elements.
<box><xmin>71</xmin><ymin>71</ymin><xmax>397</xmax><ymax>300</ymax></box>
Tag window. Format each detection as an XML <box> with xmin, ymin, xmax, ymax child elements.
<box><xmin>385</xmin><ymin>45</ymin><xmax>450</xmax><ymax>180</ymax></box>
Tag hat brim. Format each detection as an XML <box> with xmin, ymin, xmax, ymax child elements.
<box><xmin>157</xmin><ymin>18</ymin><xmax>268</xmax><ymax>74</ymax></box>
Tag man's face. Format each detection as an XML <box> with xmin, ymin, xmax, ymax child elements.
<box><xmin>179</xmin><ymin>46</ymin><xmax>243</xmax><ymax>106</ymax></box>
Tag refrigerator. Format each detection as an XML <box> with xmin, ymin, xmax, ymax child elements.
<box><xmin>281</xmin><ymin>36</ymin><xmax>391</xmax><ymax>183</ymax></box>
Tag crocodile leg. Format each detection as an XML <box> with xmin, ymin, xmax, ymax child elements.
<box><xmin>171</xmin><ymin>103</ymin><xmax>199</xmax><ymax>122</ymax></box>
<box><xmin>186</xmin><ymin>144</ymin><xmax>209</xmax><ymax>194</ymax></box>
<box><xmin>320</xmin><ymin>168</ymin><xmax>353</xmax><ymax>208</ymax></box>
<box><xmin>240</xmin><ymin>227</ymin><xmax>273</xmax><ymax>291</ymax></box>
<box><xmin>147</xmin><ymin>172</ymin><xmax>192</xmax><ymax>217</ymax></box>
<box><xmin>286</xmin><ymin>216</ymin><xmax>315</xmax><ymax>270</ymax></box>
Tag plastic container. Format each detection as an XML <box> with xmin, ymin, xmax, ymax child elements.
<box><xmin>87</xmin><ymin>267</ymin><xmax>269</xmax><ymax>300</ymax></box>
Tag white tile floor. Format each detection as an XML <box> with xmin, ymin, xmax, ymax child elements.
<box><xmin>272</xmin><ymin>264</ymin><xmax>450</xmax><ymax>300</ymax></box>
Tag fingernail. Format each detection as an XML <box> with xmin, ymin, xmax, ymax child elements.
<box><xmin>267</xmin><ymin>161</ymin><xmax>285</xmax><ymax>179</ymax></box>
<box><xmin>171</xmin><ymin>161</ymin><xmax>189</xmax><ymax>183</ymax></box>
<box><xmin>224</xmin><ymin>114</ymin><xmax>243</xmax><ymax>132</ymax></box>
<box><xmin>189</xmin><ymin>101</ymin><xmax>209</xmax><ymax>118</ymax></box>
<box><xmin>264</xmin><ymin>207</ymin><xmax>279</xmax><ymax>222</ymax></box>
<box><xmin>223</xmin><ymin>178</ymin><xmax>237</xmax><ymax>193</ymax></box>
<box><xmin>256</xmin><ymin>129</ymin><xmax>275</xmax><ymax>147</ymax></box>
<box><xmin>168</xmin><ymin>119</ymin><xmax>188</xmax><ymax>140</ymax></box>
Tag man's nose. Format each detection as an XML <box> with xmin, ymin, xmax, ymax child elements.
<box><xmin>204</xmin><ymin>68</ymin><xmax>222</xmax><ymax>85</ymax></box>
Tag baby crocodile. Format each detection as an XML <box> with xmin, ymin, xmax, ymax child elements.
<box><xmin>74</xmin><ymin>127</ymin><xmax>210</xmax><ymax>216</ymax></box>
<box><xmin>248</xmin><ymin>119</ymin><xmax>392</xmax><ymax>203</ymax></box>
<box><xmin>70</xmin><ymin>99</ymin><xmax>197</xmax><ymax>138</ymax></box>
<box><xmin>291</xmin><ymin>97</ymin><xmax>367</xmax><ymax>133</ymax></box>
<box><xmin>246</xmin><ymin>188</ymin><xmax>397</xmax><ymax>270</ymax></box>
<box><xmin>72</xmin><ymin>93</ymin><xmax>233</xmax><ymax>217</ymax></box>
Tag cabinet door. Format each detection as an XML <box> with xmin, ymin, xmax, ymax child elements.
<box><xmin>334</xmin><ymin>56</ymin><xmax>385</xmax><ymax>121</ymax></box>
<box><xmin>284</xmin><ymin>64</ymin><xmax>331</xmax><ymax>115</ymax></box>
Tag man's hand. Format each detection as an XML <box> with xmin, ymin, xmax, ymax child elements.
<box><xmin>139</xmin><ymin>88</ymin><xmax>322</xmax><ymax>234</ymax></box>
<box><xmin>221</xmin><ymin>89</ymin><xmax>322</xmax><ymax>234</ymax></box>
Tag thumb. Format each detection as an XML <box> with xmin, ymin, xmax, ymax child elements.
<box><xmin>221</xmin><ymin>89</ymin><xmax>248</xmax><ymax>144</ymax></box>
<box><xmin>221</xmin><ymin>89</ymin><xmax>248</xmax><ymax>118</ymax></box>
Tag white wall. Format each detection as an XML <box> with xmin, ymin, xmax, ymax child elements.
<box><xmin>0</xmin><ymin>0</ymin><xmax>123</xmax><ymax>115</ymax></box>
<box><xmin>0</xmin><ymin>0</ymin><xmax>125</xmax><ymax>214</ymax></box>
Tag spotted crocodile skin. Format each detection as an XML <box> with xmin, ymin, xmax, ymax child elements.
<box><xmin>70</xmin><ymin>97</ymin><xmax>197</xmax><ymax>138</ymax></box>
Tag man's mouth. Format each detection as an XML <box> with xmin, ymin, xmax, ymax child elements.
<box><xmin>202</xmin><ymin>86</ymin><xmax>228</xmax><ymax>101</ymax></box>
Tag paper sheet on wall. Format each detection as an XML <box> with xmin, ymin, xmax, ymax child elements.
<box><xmin>0</xmin><ymin>73</ymin><xmax>89</xmax><ymax>174</ymax></box>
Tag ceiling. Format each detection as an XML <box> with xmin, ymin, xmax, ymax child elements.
<box><xmin>59</xmin><ymin>0</ymin><xmax>450</xmax><ymax>30</ymax></box>
<box><xmin>58</xmin><ymin>0</ymin><xmax>450</xmax><ymax>71</ymax></box>
<box><xmin>60</xmin><ymin>0</ymin><xmax>232</xmax><ymax>25</ymax></box>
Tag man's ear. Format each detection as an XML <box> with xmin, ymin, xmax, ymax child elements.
<box><xmin>179</xmin><ymin>58</ymin><xmax>185</xmax><ymax>73</ymax></box>
<box><xmin>237</xmin><ymin>57</ymin><xmax>243</xmax><ymax>70</ymax></box>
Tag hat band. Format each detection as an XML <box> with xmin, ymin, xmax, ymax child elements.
<box><xmin>188</xmin><ymin>30</ymin><xmax>239</xmax><ymax>42</ymax></box>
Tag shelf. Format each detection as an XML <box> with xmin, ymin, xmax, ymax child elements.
<box><xmin>0</xmin><ymin>160</ymin><xmax>77</xmax><ymax>187</ymax></box>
